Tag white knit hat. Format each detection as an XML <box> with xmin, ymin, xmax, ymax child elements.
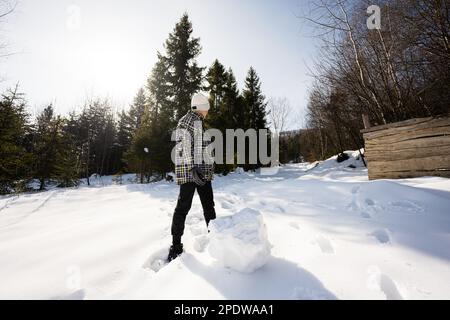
<box><xmin>191</xmin><ymin>93</ymin><xmax>210</xmax><ymax>111</ymax></box>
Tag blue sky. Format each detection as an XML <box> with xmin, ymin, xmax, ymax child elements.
<box><xmin>0</xmin><ymin>0</ymin><xmax>318</xmax><ymax>128</ymax></box>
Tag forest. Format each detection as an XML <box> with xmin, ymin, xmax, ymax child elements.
<box><xmin>1</xmin><ymin>13</ymin><xmax>269</xmax><ymax>193</ymax></box>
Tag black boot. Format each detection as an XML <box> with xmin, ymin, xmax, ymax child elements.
<box><xmin>168</xmin><ymin>243</ymin><xmax>183</xmax><ymax>262</ymax></box>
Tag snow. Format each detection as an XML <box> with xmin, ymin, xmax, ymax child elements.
<box><xmin>0</xmin><ymin>151</ymin><xmax>450</xmax><ymax>300</ymax></box>
<box><xmin>208</xmin><ymin>208</ymin><xmax>271</xmax><ymax>273</ymax></box>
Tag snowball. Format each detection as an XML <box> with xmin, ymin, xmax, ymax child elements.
<box><xmin>144</xmin><ymin>147</ymin><xmax>149</xmax><ymax>153</ymax></box>
<box><xmin>208</xmin><ymin>208</ymin><xmax>271</xmax><ymax>273</ymax></box>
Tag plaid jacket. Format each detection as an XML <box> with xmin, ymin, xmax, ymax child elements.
<box><xmin>174</xmin><ymin>111</ymin><xmax>214</xmax><ymax>185</ymax></box>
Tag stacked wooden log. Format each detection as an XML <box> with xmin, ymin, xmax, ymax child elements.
<box><xmin>361</xmin><ymin>116</ymin><xmax>450</xmax><ymax>180</ymax></box>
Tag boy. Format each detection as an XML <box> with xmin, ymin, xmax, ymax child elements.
<box><xmin>168</xmin><ymin>93</ymin><xmax>216</xmax><ymax>261</ymax></box>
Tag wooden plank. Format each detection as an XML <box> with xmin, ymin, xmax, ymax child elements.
<box><xmin>361</xmin><ymin>116</ymin><xmax>434</xmax><ymax>134</ymax></box>
<box><xmin>363</xmin><ymin>117</ymin><xmax>450</xmax><ymax>139</ymax></box>
<box><xmin>368</xmin><ymin>155</ymin><xmax>450</xmax><ymax>173</ymax></box>
<box><xmin>365</xmin><ymin>128</ymin><xmax>450</xmax><ymax>146</ymax></box>
<box><xmin>369</xmin><ymin>170</ymin><xmax>450</xmax><ymax>180</ymax></box>
<box><xmin>363</xmin><ymin>118</ymin><xmax>450</xmax><ymax>141</ymax></box>
<box><xmin>365</xmin><ymin>135</ymin><xmax>450</xmax><ymax>152</ymax></box>
<box><xmin>365</xmin><ymin>144</ymin><xmax>450</xmax><ymax>161</ymax></box>
<box><xmin>362</xmin><ymin>116</ymin><xmax>450</xmax><ymax>134</ymax></box>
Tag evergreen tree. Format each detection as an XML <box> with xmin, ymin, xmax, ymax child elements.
<box><xmin>127</xmin><ymin>53</ymin><xmax>173</xmax><ymax>181</ymax></box>
<box><xmin>0</xmin><ymin>87</ymin><xmax>32</xmax><ymax>194</ymax></box>
<box><xmin>223</xmin><ymin>68</ymin><xmax>241</xmax><ymax>129</ymax></box>
<box><xmin>64</xmin><ymin>111</ymin><xmax>86</xmax><ymax>182</ymax></box>
<box><xmin>116</xmin><ymin>88</ymin><xmax>149</xmax><ymax>172</ymax></box>
<box><xmin>33</xmin><ymin>105</ymin><xmax>61</xmax><ymax>190</ymax></box>
<box><xmin>205</xmin><ymin>60</ymin><xmax>227</xmax><ymax>113</ymax></box>
<box><xmin>117</xmin><ymin>110</ymin><xmax>133</xmax><ymax>151</ymax></box>
<box><xmin>242</xmin><ymin>67</ymin><xmax>268</xmax><ymax>170</ymax></box>
<box><xmin>116</xmin><ymin>110</ymin><xmax>134</xmax><ymax>171</ymax></box>
<box><xmin>204</xmin><ymin>61</ymin><xmax>236</xmax><ymax>173</ymax></box>
<box><xmin>54</xmin><ymin>124</ymin><xmax>79</xmax><ymax>188</ymax></box>
<box><xmin>125</xmin><ymin>105</ymin><xmax>153</xmax><ymax>183</ymax></box>
<box><xmin>204</xmin><ymin>60</ymin><xmax>228</xmax><ymax>128</ymax></box>
<box><xmin>127</xmin><ymin>14</ymin><xmax>204</xmax><ymax>180</ymax></box>
<box><xmin>75</xmin><ymin>99</ymin><xmax>118</xmax><ymax>184</ymax></box>
<box><xmin>165</xmin><ymin>13</ymin><xmax>204</xmax><ymax>120</ymax></box>
<box><xmin>221</xmin><ymin>68</ymin><xmax>243</xmax><ymax>173</ymax></box>
<box><xmin>146</xmin><ymin>53</ymin><xmax>175</xmax><ymax>178</ymax></box>
<box><xmin>242</xmin><ymin>67</ymin><xmax>267</xmax><ymax>130</ymax></box>
<box><xmin>147</xmin><ymin>53</ymin><xmax>172</xmax><ymax>124</ymax></box>
<box><xmin>129</xmin><ymin>87</ymin><xmax>147</xmax><ymax>130</ymax></box>
<box><xmin>33</xmin><ymin>105</ymin><xmax>80</xmax><ymax>189</ymax></box>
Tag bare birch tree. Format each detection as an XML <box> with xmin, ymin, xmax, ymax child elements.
<box><xmin>267</xmin><ymin>97</ymin><xmax>292</xmax><ymax>134</ymax></box>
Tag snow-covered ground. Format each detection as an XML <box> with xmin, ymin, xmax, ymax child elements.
<box><xmin>1</xmin><ymin>151</ymin><xmax>449</xmax><ymax>300</ymax></box>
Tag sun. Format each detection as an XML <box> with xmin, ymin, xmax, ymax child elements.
<box><xmin>64</xmin><ymin>31</ymin><xmax>148</xmax><ymax>105</ymax></box>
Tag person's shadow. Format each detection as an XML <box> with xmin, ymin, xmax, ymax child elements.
<box><xmin>182</xmin><ymin>253</ymin><xmax>337</xmax><ymax>300</ymax></box>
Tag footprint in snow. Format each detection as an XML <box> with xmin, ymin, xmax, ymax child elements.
<box><xmin>185</xmin><ymin>213</ymin><xmax>202</xmax><ymax>225</ymax></box>
<box><xmin>189</xmin><ymin>224</ymin><xmax>208</xmax><ymax>236</ymax></box>
<box><xmin>347</xmin><ymin>185</ymin><xmax>361</xmax><ymax>212</ymax></box>
<box><xmin>360</xmin><ymin>211</ymin><xmax>371</xmax><ymax>219</ymax></box>
<box><xmin>379</xmin><ymin>274</ymin><xmax>403</xmax><ymax>300</ymax></box>
<box><xmin>289</xmin><ymin>221</ymin><xmax>300</xmax><ymax>230</ymax></box>
<box><xmin>221</xmin><ymin>201</ymin><xmax>233</xmax><ymax>209</ymax></box>
<box><xmin>193</xmin><ymin>235</ymin><xmax>209</xmax><ymax>252</ymax></box>
<box><xmin>315</xmin><ymin>235</ymin><xmax>335</xmax><ymax>254</ymax></box>
<box><xmin>143</xmin><ymin>247</ymin><xmax>171</xmax><ymax>273</ymax></box>
<box><xmin>370</xmin><ymin>229</ymin><xmax>391</xmax><ymax>244</ymax></box>
<box><xmin>226</xmin><ymin>197</ymin><xmax>235</xmax><ymax>204</ymax></box>
<box><xmin>52</xmin><ymin>289</ymin><xmax>86</xmax><ymax>300</ymax></box>
<box><xmin>351</xmin><ymin>185</ymin><xmax>361</xmax><ymax>194</ymax></box>
<box><xmin>291</xmin><ymin>286</ymin><xmax>336</xmax><ymax>300</ymax></box>
<box><xmin>367</xmin><ymin>266</ymin><xmax>403</xmax><ymax>300</ymax></box>
<box><xmin>389</xmin><ymin>200</ymin><xmax>424</xmax><ymax>214</ymax></box>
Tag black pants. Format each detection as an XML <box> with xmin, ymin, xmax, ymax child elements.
<box><xmin>171</xmin><ymin>181</ymin><xmax>216</xmax><ymax>243</ymax></box>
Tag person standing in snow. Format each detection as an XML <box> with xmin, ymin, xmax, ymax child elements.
<box><xmin>168</xmin><ymin>93</ymin><xmax>216</xmax><ymax>261</ymax></box>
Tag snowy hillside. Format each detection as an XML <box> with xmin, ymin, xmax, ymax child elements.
<box><xmin>1</xmin><ymin>151</ymin><xmax>449</xmax><ymax>300</ymax></box>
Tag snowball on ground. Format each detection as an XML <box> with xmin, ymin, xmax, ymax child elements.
<box><xmin>208</xmin><ymin>208</ymin><xmax>271</xmax><ymax>273</ymax></box>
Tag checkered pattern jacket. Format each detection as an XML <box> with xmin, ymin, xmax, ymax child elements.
<box><xmin>174</xmin><ymin>111</ymin><xmax>214</xmax><ymax>185</ymax></box>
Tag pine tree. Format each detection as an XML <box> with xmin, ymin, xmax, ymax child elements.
<box><xmin>146</xmin><ymin>53</ymin><xmax>174</xmax><ymax>178</ymax></box>
<box><xmin>147</xmin><ymin>53</ymin><xmax>172</xmax><ymax>124</ymax></box>
<box><xmin>204</xmin><ymin>61</ymin><xmax>234</xmax><ymax>173</ymax></box>
<box><xmin>129</xmin><ymin>87</ymin><xmax>147</xmax><ymax>130</ymax></box>
<box><xmin>243</xmin><ymin>67</ymin><xmax>267</xmax><ymax>130</ymax></box>
<box><xmin>205</xmin><ymin>60</ymin><xmax>227</xmax><ymax>113</ymax></box>
<box><xmin>33</xmin><ymin>105</ymin><xmax>80</xmax><ymax>190</ymax></box>
<box><xmin>55</xmin><ymin>120</ymin><xmax>79</xmax><ymax>188</ymax></box>
<box><xmin>125</xmin><ymin>105</ymin><xmax>153</xmax><ymax>183</ymax></box>
<box><xmin>117</xmin><ymin>110</ymin><xmax>133</xmax><ymax>151</ymax></box>
<box><xmin>33</xmin><ymin>105</ymin><xmax>62</xmax><ymax>190</ymax></box>
<box><xmin>116</xmin><ymin>88</ymin><xmax>149</xmax><ymax>172</ymax></box>
<box><xmin>127</xmin><ymin>53</ymin><xmax>173</xmax><ymax>182</ymax></box>
<box><xmin>125</xmin><ymin>14</ymin><xmax>205</xmax><ymax>180</ymax></box>
<box><xmin>242</xmin><ymin>67</ymin><xmax>268</xmax><ymax>170</ymax></box>
<box><xmin>165</xmin><ymin>13</ymin><xmax>204</xmax><ymax>120</ymax></box>
<box><xmin>74</xmin><ymin>99</ymin><xmax>118</xmax><ymax>184</ymax></box>
<box><xmin>204</xmin><ymin>60</ymin><xmax>228</xmax><ymax>128</ymax></box>
<box><xmin>0</xmin><ymin>86</ymin><xmax>32</xmax><ymax>194</ymax></box>
<box><xmin>221</xmin><ymin>68</ymin><xmax>243</xmax><ymax>173</ymax></box>
<box><xmin>223</xmin><ymin>68</ymin><xmax>241</xmax><ymax>129</ymax></box>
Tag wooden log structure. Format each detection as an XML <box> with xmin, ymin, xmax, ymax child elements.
<box><xmin>361</xmin><ymin>116</ymin><xmax>450</xmax><ymax>180</ymax></box>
